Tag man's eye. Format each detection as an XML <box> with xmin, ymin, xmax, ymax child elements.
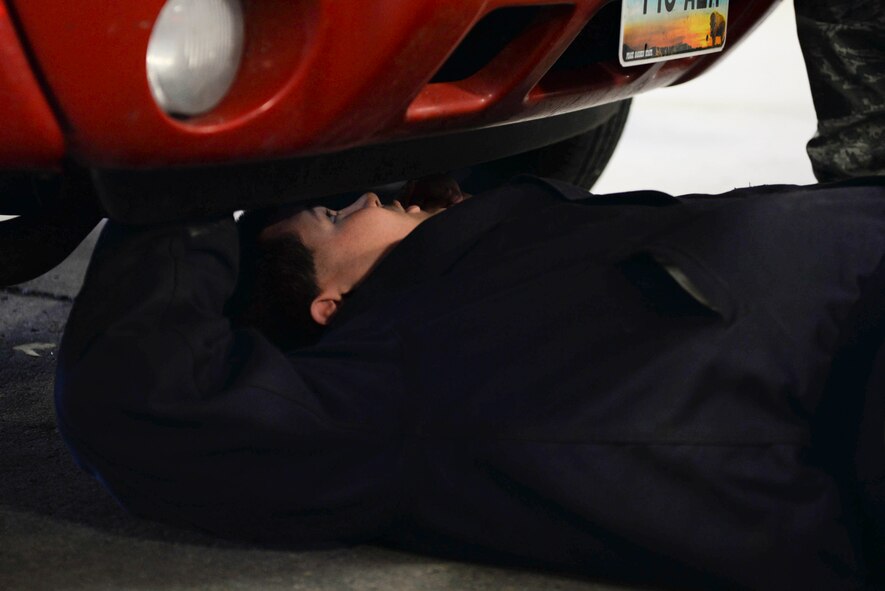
<box><xmin>325</xmin><ymin>209</ymin><xmax>338</xmax><ymax>223</ymax></box>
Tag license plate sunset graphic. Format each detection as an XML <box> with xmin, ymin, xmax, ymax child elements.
<box><xmin>620</xmin><ymin>0</ymin><xmax>729</xmax><ymax>66</ymax></box>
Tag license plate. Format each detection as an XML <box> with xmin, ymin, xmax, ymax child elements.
<box><xmin>619</xmin><ymin>0</ymin><xmax>729</xmax><ymax>66</ymax></box>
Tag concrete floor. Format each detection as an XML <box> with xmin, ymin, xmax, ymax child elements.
<box><xmin>1</xmin><ymin>2</ymin><xmax>816</xmax><ymax>589</ymax></box>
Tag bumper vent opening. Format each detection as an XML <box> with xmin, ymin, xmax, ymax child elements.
<box><xmin>547</xmin><ymin>0</ymin><xmax>621</xmax><ymax>74</ymax></box>
<box><xmin>532</xmin><ymin>0</ymin><xmax>652</xmax><ymax>97</ymax></box>
<box><xmin>429</xmin><ymin>6</ymin><xmax>545</xmax><ymax>84</ymax></box>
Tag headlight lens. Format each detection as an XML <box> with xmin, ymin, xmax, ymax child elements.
<box><xmin>146</xmin><ymin>0</ymin><xmax>245</xmax><ymax>117</ymax></box>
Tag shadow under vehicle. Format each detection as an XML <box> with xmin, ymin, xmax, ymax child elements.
<box><xmin>0</xmin><ymin>0</ymin><xmax>778</xmax><ymax>285</ymax></box>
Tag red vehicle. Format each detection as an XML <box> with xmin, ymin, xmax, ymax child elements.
<box><xmin>1</xmin><ymin>0</ymin><xmax>778</xmax><ymax>284</ymax></box>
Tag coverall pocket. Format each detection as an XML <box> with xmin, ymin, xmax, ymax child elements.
<box><xmin>618</xmin><ymin>249</ymin><xmax>734</xmax><ymax>321</ymax></box>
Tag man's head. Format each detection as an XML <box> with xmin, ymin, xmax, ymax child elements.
<box><xmin>232</xmin><ymin>192</ymin><xmax>433</xmax><ymax>348</ymax></box>
<box><xmin>263</xmin><ymin>191</ymin><xmax>433</xmax><ymax>326</ymax></box>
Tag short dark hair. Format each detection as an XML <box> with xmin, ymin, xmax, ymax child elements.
<box><xmin>229</xmin><ymin>208</ymin><xmax>323</xmax><ymax>350</ymax></box>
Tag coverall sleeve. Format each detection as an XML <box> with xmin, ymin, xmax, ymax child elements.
<box><xmin>794</xmin><ymin>0</ymin><xmax>885</xmax><ymax>181</ymax></box>
<box><xmin>54</xmin><ymin>219</ymin><xmax>398</xmax><ymax>544</ymax></box>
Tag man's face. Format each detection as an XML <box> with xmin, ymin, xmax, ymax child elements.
<box><xmin>263</xmin><ymin>192</ymin><xmax>434</xmax><ymax>324</ymax></box>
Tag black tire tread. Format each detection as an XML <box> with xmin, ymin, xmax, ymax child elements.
<box><xmin>459</xmin><ymin>99</ymin><xmax>631</xmax><ymax>193</ymax></box>
<box><xmin>528</xmin><ymin>98</ymin><xmax>632</xmax><ymax>189</ymax></box>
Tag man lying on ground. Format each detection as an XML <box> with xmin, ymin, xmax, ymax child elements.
<box><xmin>56</xmin><ymin>174</ymin><xmax>885</xmax><ymax>590</ymax></box>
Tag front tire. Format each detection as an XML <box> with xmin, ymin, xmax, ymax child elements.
<box><xmin>461</xmin><ymin>99</ymin><xmax>631</xmax><ymax>193</ymax></box>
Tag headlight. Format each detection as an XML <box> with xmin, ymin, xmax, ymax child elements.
<box><xmin>146</xmin><ymin>0</ymin><xmax>245</xmax><ymax>117</ymax></box>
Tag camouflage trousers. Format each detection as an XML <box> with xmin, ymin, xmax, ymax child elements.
<box><xmin>794</xmin><ymin>0</ymin><xmax>885</xmax><ymax>181</ymax></box>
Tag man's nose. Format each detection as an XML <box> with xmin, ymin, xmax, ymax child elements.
<box><xmin>360</xmin><ymin>192</ymin><xmax>382</xmax><ymax>208</ymax></box>
<box><xmin>340</xmin><ymin>192</ymin><xmax>381</xmax><ymax>216</ymax></box>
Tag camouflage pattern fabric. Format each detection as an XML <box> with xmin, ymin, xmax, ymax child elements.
<box><xmin>794</xmin><ymin>0</ymin><xmax>885</xmax><ymax>181</ymax></box>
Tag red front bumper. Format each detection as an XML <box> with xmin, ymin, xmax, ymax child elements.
<box><xmin>2</xmin><ymin>0</ymin><xmax>779</xmax><ymax>170</ymax></box>
<box><xmin>0</xmin><ymin>1</ymin><xmax>63</xmax><ymax>169</ymax></box>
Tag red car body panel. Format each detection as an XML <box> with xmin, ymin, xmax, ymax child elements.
<box><xmin>5</xmin><ymin>0</ymin><xmax>778</xmax><ymax>170</ymax></box>
<box><xmin>0</xmin><ymin>2</ymin><xmax>63</xmax><ymax>169</ymax></box>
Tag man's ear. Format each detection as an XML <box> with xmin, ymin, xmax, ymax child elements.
<box><xmin>310</xmin><ymin>292</ymin><xmax>341</xmax><ymax>326</ymax></box>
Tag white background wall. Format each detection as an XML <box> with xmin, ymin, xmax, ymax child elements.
<box><xmin>593</xmin><ymin>0</ymin><xmax>818</xmax><ymax>196</ymax></box>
